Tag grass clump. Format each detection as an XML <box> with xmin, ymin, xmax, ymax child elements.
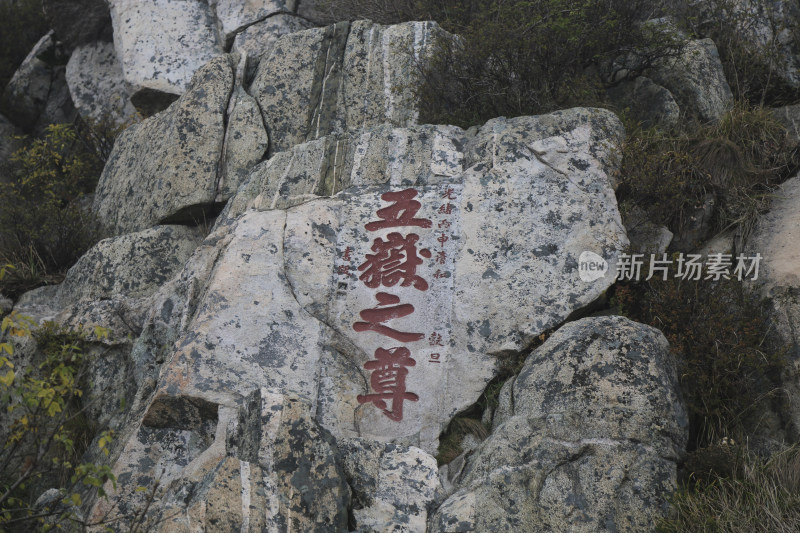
<box><xmin>659</xmin><ymin>442</ymin><xmax>800</xmax><ymax>533</ymax></box>
<box><xmin>618</xmin><ymin>101</ymin><xmax>799</xmax><ymax>249</ymax></box>
<box><xmin>0</xmin><ymin>120</ymin><xmax>119</xmax><ymax>300</ymax></box>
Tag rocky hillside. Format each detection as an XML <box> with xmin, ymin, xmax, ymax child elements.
<box><xmin>2</xmin><ymin>1</ymin><xmax>800</xmax><ymax>532</ymax></box>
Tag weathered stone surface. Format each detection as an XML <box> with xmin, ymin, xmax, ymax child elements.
<box><xmin>747</xmin><ymin>176</ymin><xmax>800</xmax><ymax>439</ymax></box>
<box><xmin>57</xmin><ymin>225</ymin><xmax>203</xmax><ymax>304</ymax></box>
<box><xmin>430</xmin><ymin>316</ymin><xmax>688</xmax><ymax>533</ymax></box>
<box><xmin>607</xmin><ymin>75</ymin><xmax>680</xmax><ymax>129</ymax></box>
<box><xmin>94</xmin><ymin>389</ymin><xmax>350</xmax><ymax>532</ymax></box>
<box><xmin>338</xmin><ymin>439</ymin><xmax>442</xmax><ymax>532</ymax></box>
<box><xmin>214</xmin><ymin>0</ymin><xmax>297</xmax><ymax>46</ymax></box>
<box><xmin>650</xmin><ymin>38</ymin><xmax>733</xmax><ymax>124</ymax></box>
<box><xmin>230</xmin><ymin>13</ymin><xmax>312</xmax><ymax>82</ymax></box>
<box><xmin>109</xmin><ymin>0</ymin><xmax>223</xmax><ymax>101</ymax></box>
<box><xmin>250</xmin><ymin>20</ymin><xmax>453</xmax><ymax>155</ymax></box>
<box><xmin>66</xmin><ymin>40</ymin><xmax>138</xmax><ymax>126</ymax></box>
<box><xmin>624</xmin><ymin>207</ymin><xmax>673</xmax><ymax>255</ymax></box>
<box><xmin>148</xmin><ymin>108</ymin><xmax>627</xmax><ymax>455</ymax></box>
<box><xmin>93</xmin><ymin>55</ymin><xmax>234</xmax><ymax>235</ymax></box>
<box><xmin>2</xmin><ymin>32</ymin><xmax>76</xmax><ymax>132</ymax></box>
<box><xmin>217</xmin><ymin>84</ymin><xmax>268</xmax><ymax>199</ymax></box>
<box><xmin>43</xmin><ymin>0</ymin><xmax>111</xmax><ymax>50</ymax></box>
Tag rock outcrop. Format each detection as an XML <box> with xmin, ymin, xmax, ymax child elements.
<box><xmin>81</xmin><ymin>103</ymin><xmax>633</xmax><ymax>528</ymax></box>
<box><xmin>650</xmin><ymin>38</ymin><xmax>733</xmax><ymax>124</ymax></box>
<box><xmin>3</xmin><ymin>10</ymin><xmax>708</xmax><ymax>531</ymax></box>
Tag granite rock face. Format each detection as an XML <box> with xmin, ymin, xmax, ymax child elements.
<box><xmin>430</xmin><ymin>316</ymin><xmax>688</xmax><ymax>532</ymax></box>
<box><xmin>108</xmin><ymin>0</ymin><xmax>224</xmax><ymax>105</ymax></box>
<box><xmin>250</xmin><ymin>20</ymin><xmax>453</xmax><ymax>154</ymax></box>
<box><xmin>746</xmin><ymin>176</ymin><xmax>800</xmax><ymax>439</ymax></box>
<box><xmin>86</xmin><ymin>106</ymin><xmax>636</xmax><ymax>528</ymax></box>
<box><xmin>66</xmin><ymin>40</ymin><xmax>139</xmax><ymax>126</ymax></box>
<box><xmin>93</xmin><ymin>55</ymin><xmax>235</xmax><ymax>235</ymax></box>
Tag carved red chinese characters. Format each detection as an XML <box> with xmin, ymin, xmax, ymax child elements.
<box><xmin>356</xmin><ymin>347</ymin><xmax>419</xmax><ymax>421</ymax></box>
<box><xmin>353</xmin><ymin>188</ymin><xmax>433</xmax><ymax>422</ymax></box>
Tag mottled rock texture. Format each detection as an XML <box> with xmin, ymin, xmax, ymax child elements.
<box><xmin>93</xmin><ymin>56</ymin><xmax>235</xmax><ymax>235</ymax></box>
<box><xmin>66</xmin><ymin>40</ymin><xmax>138</xmax><ymax>126</ymax></box>
<box><xmin>430</xmin><ymin>316</ymin><xmax>688</xmax><ymax>532</ymax></box>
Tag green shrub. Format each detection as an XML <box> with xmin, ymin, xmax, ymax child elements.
<box><xmin>0</xmin><ymin>0</ymin><xmax>48</xmax><ymax>92</ymax></box>
<box><xmin>659</xmin><ymin>442</ymin><xmax>800</xmax><ymax>532</ymax></box>
<box><xmin>0</xmin><ymin>120</ymin><xmax>118</xmax><ymax>299</ymax></box>
<box><xmin>0</xmin><ymin>311</ymin><xmax>116</xmax><ymax>531</ymax></box>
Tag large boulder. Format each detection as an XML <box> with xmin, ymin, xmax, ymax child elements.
<box><xmin>66</xmin><ymin>40</ymin><xmax>138</xmax><ymax>126</ymax></box>
<box><xmin>93</xmin><ymin>55</ymin><xmax>235</xmax><ymax>235</ymax></box>
<box><xmin>108</xmin><ymin>0</ymin><xmax>224</xmax><ymax>111</ymax></box>
<box><xmin>2</xmin><ymin>32</ymin><xmax>77</xmax><ymax>132</ymax></box>
<box><xmin>89</xmin><ymin>107</ymin><xmax>629</xmax><ymax>528</ymax></box>
<box><xmin>250</xmin><ymin>20</ymin><xmax>454</xmax><ymax>155</ymax></box>
<box><xmin>147</xmin><ymin>108</ymin><xmax>627</xmax><ymax>454</ymax></box>
<box><xmin>649</xmin><ymin>38</ymin><xmax>733</xmax><ymax>124</ymax></box>
<box><xmin>43</xmin><ymin>0</ymin><xmax>111</xmax><ymax>51</ymax></box>
<box><xmin>430</xmin><ymin>316</ymin><xmax>689</xmax><ymax>532</ymax></box>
